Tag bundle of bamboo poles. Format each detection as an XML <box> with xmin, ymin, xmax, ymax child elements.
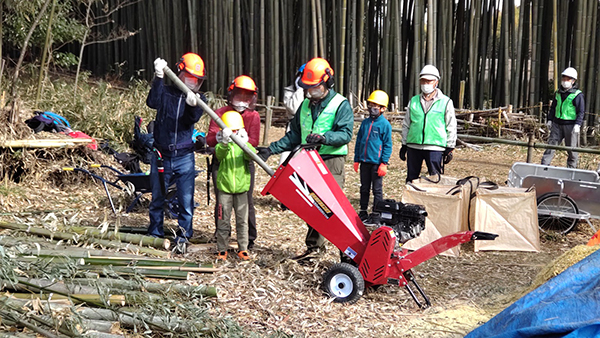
<box><xmin>0</xmin><ymin>221</ymin><xmax>221</xmax><ymax>337</ymax></box>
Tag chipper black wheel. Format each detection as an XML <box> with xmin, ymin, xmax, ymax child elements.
<box><xmin>322</xmin><ymin>262</ymin><xmax>364</xmax><ymax>304</ymax></box>
<box><xmin>537</xmin><ymin>193</ymin><xmax>578</xmax><ymax>235</ymax></box>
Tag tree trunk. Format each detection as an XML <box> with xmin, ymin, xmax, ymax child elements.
<box><xmin>10</xmin><ymin>0</ymin><xmax>52</xmax><ymax>122</ymax></box>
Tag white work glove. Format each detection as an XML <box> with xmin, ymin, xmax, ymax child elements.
<box><xmin>573</xmin><ymin>124</ymin><xmax>580</xmax><ymax>134</ymax></box>
<box><xmin>237</xmin><ymin>128</ymin><xmax>249</xmax><ymax>144</ymax></box>
<box><xmin>154</xmin><ymin>58</ymin><xmax>167</xmax><ymax>78</ymax></box>
<box><xmin>546</xmin><ymin>120</ymin><xmax>552</xmax><ymax>128</ymax></box>
<box><xmin>216</xmin><ymin>128</ymin><xmax>232</xmax><ymax>144</ymax></box>
<box><xmin>186</xmin><ymin>91</ymin><xmax>198</xmax><ymax>106</ymax></box>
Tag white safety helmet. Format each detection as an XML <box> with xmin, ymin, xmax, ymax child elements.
<box><xmin>419</xmin><ymin>65</ymin><xmax>440</xmax><ymax>81</ymax></box>
<box><xmin>561</xmin><ymin>67</ymin><xmax>578</xmax><ymax>81</ymax></box>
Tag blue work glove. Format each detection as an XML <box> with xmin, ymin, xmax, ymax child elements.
<box><xmin>399</xmin><ymin>145</ymin><xmax>407</xmax><ymax>161</ymax></box>
<box><xmin>306</xmin><ymin>133</ymin><xmax>325</xmax><ymax>144</ymax></box>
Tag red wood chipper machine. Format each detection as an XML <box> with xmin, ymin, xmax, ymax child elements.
<box><xmin>165</xmin><ymin>67</ymin><xmax>497</xmax><ymax>308</ymax></box>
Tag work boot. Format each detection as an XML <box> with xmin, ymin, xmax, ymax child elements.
<box><xmin>365</xmin><ymin>212</ymin><xmax>381</xmax><ymax>226</ymax></box>
<box><xmin>358</xmin><ymin>210</ymin><xmax>369</xmax><ymax>222</ymax></box>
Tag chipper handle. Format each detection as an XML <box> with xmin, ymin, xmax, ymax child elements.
<box><xmin>163</xmin><ymin>66</ymin><xmax>275</xmax><ymax>177</ymax></box>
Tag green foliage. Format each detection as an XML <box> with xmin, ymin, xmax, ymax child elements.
<box><xmin>53</xmin><ymin>51</ymin><xmax>79</xmax><ymax>68</ymax></box>
<box><xmin>3</xmin><ymin>0</ymin><xmax>85</xmax><ymax>60</ymax></box>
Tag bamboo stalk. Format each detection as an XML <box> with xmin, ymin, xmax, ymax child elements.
<box><xmin>0</xmin><ymin>222</ymin><xmax>169</xmax><ymax>257</ymax></box>
<box><xmin>70</xmin><ymin>278</ymin><xmax>218</xmax><ymax>297</ymax></box>
<box><xmin>338</xmin><ymin>0</ymin><xmax>347</xmax><ymax>95</ymax></box>
<box><xmin>35</xmin><ymin>0</ymin><xmax>58</xmax><ymax>106</ymax></box>
<box><xmin>70</xmin><ymin>226</ymin><xmax>170</xmax><ymax>250</ymax></box>
<box><xmin>0</xmin><ymin>138</ymin><xmax>93</xmax><ymax>148</ymax></box>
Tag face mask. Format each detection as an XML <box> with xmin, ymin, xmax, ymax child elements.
<box><xmin>421</xmin><ymin>84</ymin><xmax>435</xmax><ymax>95</ymax></box>
<box><xmin>368</xmin><ymin>107</ymin><xmax>381</xmax><ymax>119</ymax></box>
<box><xmin>306</xmin><ymin>86</ymin><xmax>327</xmax><ymax>100</ymax></box>
<box><xmin>562</xmin><ymin>81</ymin><xmax>573</xmax><ymax>89</ymax></box>
<box><xmin>183</xmin><ymin>77</ymin><xmax>201</xmax><ymax>92</ymax></box>
<box><xmin>231</xmin><ymin>102</ymin><xmax>249</xmax><ymax>112</ymax></box>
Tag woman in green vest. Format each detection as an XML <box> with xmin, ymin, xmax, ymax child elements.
<box><xmin>399</xmin><ymin>65</ymin><xmax>457</xmax><ymax>182</ymax></box>
<box><xmin>541</xmin><ymin>67</ymin><xmax>585</xmax><ymax>169</ymax></box>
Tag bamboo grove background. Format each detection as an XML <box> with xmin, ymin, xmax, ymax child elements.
<box><xmin>78</xmin><ymin>0</ymin><xmax>600</xmax><ymax>126</ymax></box>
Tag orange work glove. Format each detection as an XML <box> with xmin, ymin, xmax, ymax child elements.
<box><xmin>377</xmin><ymin>163</ymin><xmax>388</xmax><ymax>177</ymax></box>
<box><xmin>353</xmin><ymin>162</ymin><xmax>360</xmax><ymax>173</ymax></box>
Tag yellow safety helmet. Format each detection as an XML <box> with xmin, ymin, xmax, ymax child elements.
<box><xmin>367</xmin><ymin>90</ymin><xmax>389</xmax><ymax>107</ymax></box>
<box><xmin>221</xmin><ymin>111</ymin><xmax>244</xmax><ymax>130</ymax></box>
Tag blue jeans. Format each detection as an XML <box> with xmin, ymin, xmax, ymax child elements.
<box><xmin>148</xmin><ymin>151</ymin><xmax>195</xmax><ymax>243</ymax></box>
<box><xmin>406</xmin><ymin>148</ymin><xmax>443</xmax><ymax>182</ymax></box>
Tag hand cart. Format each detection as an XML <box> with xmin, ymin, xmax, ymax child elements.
<box><xmin>63</xmin><ymin>164</ymin><xmax>178</xmax><ymax>216</ymax></box>
<box><xmin>507</xmin><ymin>162</ymin><xmax>599</xmax><ymax>234</ymax></box>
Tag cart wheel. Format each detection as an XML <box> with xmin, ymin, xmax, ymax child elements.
<box><xmin>322</xmin><ymin>262</ymin><xmax>364</xmax><ymax>304</ymax></box>
<box><xmin>537</xmin><ymin>193</ymin><xmax>578</xmax><ymax>234</ymax></box>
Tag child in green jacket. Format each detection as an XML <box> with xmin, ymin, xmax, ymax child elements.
<box><xmin>215</xmin><ymin>111</ymin><xmax>256</xmax><ymax>261</ymax></box>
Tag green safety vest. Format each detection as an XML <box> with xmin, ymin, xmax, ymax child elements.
<box><xmin>406</xmin><ymin>94</ymin><xmax>450</xmax><ymax>147</ymax></box>
<box><xmin>299</xmin><ymin>93</ymin><xmax>348</xmax><ymax>156</ymax></box>
<box><xmin>555</xmin><ymin>90</ymin><xmax>581</xmax><ymax>121</ymax></box>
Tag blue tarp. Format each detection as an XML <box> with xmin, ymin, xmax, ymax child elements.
<box><xmin>467</xmin><ymin>249</ymin><xmax>600</xmax><ymax>338</ymax></box>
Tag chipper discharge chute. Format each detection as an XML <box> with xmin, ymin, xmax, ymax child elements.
<box><xmin>164</xmin><ymin>66</ymin><xmax>498</xmax><ymax>308</ymax></box>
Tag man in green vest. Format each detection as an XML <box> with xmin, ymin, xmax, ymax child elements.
<box><xmin>541</xmin><ymin>67</ymin><xmax>585</xmax><ymax>168</ymax></box>
<box><xmin>399</xmin><ymin>65</ymin><xmax>457</xmax><ymax>182</ymax></box>
<box><xmin>257</xmin><ymin>57</ymin><xmax>354</xmax><ymax>257</ymax></box>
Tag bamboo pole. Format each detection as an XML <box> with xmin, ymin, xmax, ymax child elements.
<box><xmin>316</xmin><ymin>0</ymin><xmax>325</xmax><ymax>57</ymax></box>
<box><xmin>69</xmin><ymin>278</ymin><xmax>218</xmax><ymax>297</ymax></box>
<box><xmin>69</xmin><ymin>226</ymin><xmax>170</xmax><ymax>249</ymax></box>
<box><xmin>552</xmin><ymin>0</ymin><xmax>559</xmax><ymax>91</ymax></box>
<box><xmin>260</xmin><ymin>0</ymin><xmax>265</xmax><ymax>101</ymax></box>
<box><xmin>0</xmin><ymin>222</ymin><xmax>169</xmax><ymax>257</ymax></box>
<box><xmin>338</xmin><ymin>0</ymin><xmax>347</xmax><ymax>95</ymax></box>
<box><xmin>357</xmin><ymin>0</ymin><xmax>365</xmax><ymax>101</ymax></box>
<box><xmin>35</xmin><ymin>0</ymin><xmax>57</xmax><ymax>106</ymax></box>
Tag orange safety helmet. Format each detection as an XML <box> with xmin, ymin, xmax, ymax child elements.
<box><xmin>228</xmin><ymin>75</ymin><xmax>258</xmax><ymax>93</ymax></box>
<box><xmin>228</xmin><ymin>75</ymin><xmax>258</xmax><ymax>112</ymax></box>
<box><xmin>176</xmin><ymin>53</ymin><xmax>206</xmax><ymax>79</ymax></box>
<box><xmin>299</xmin><ymin>57</ymin><xmax>334</xmax><ymax>89</ymax></box>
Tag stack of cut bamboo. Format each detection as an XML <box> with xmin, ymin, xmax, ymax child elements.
<box><xmin>0</xmin><ymin>221</ymin><xmax>220</xmax><ymax>337</ymax></box>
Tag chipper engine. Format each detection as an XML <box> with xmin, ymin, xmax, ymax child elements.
<box><xmin>164</xmin><ymin>66</ymin><xmax>498</xmax><ymax>308</ymax></box>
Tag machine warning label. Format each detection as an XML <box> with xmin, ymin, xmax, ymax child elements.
<box><xmin>344</xmin><ymin>247</ymin><xmax>357</xmax><ymax>259</ymax></box>
<box><xmin>289</xmin><ymin>172</ymin><xmax>334</xmax><ymax>219</ymax></box>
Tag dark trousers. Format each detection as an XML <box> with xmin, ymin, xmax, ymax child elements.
<box><xmin>211</xmin><ymin>156</ymin><xmax>257</xmax><ymax>244</ymax></box>
<box><xmin>359</xmin><ymin>162</ymin><xmax>383</xmax><ymax>212</ymax></box>
<box><xmin>305</xmin><ymin>155</ymin><xmax>346</xmax><ymax>250</ymax></box>
<box><xmin>541</xmin><ymin>123</ymin><xmax>579</xmax><ymax>168</ymax></box>
<box><xmin>406</xmin><ymin>148</ymin><xmax>443</xmax><ymax>182</ymax></box>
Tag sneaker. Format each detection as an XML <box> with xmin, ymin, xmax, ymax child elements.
<box><xmin>217</xmin><ymin>251</ymin><xmax>227</xmax><ymax>260</ymax></box>
<box><xmin>237</xmin><ymin>250</ymin><xmax>250</xmax><ymax>261</ymax></box>
<box><xmin>172</xmin><ymin>241</ymin><xmax>188</xmax><ymax>255</ymax></box>
<box><xmin>358</xmin><ymin>210</ymin><xmax>369</xmax><ymax>222</ymax></box>
<box><xmin>248</xmin><ymin>240</ymin><xmax>255</xmax><ymax>250</ymax></box>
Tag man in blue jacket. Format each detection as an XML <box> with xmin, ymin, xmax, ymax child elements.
<box><xmin>353</xmin><ymin>90</ymin><xmax>393</xmax><ymax>226</ymax></box>
<box><xmin>147</xmin><ymin>53</ymin><xmax>205</xmax><ymax>254</ymax></box>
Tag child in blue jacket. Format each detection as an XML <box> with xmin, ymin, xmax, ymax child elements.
<box><xmin>353</xmin><ymin>90</ymin><xmax>393</xmax><ymax>225</ymax></box>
